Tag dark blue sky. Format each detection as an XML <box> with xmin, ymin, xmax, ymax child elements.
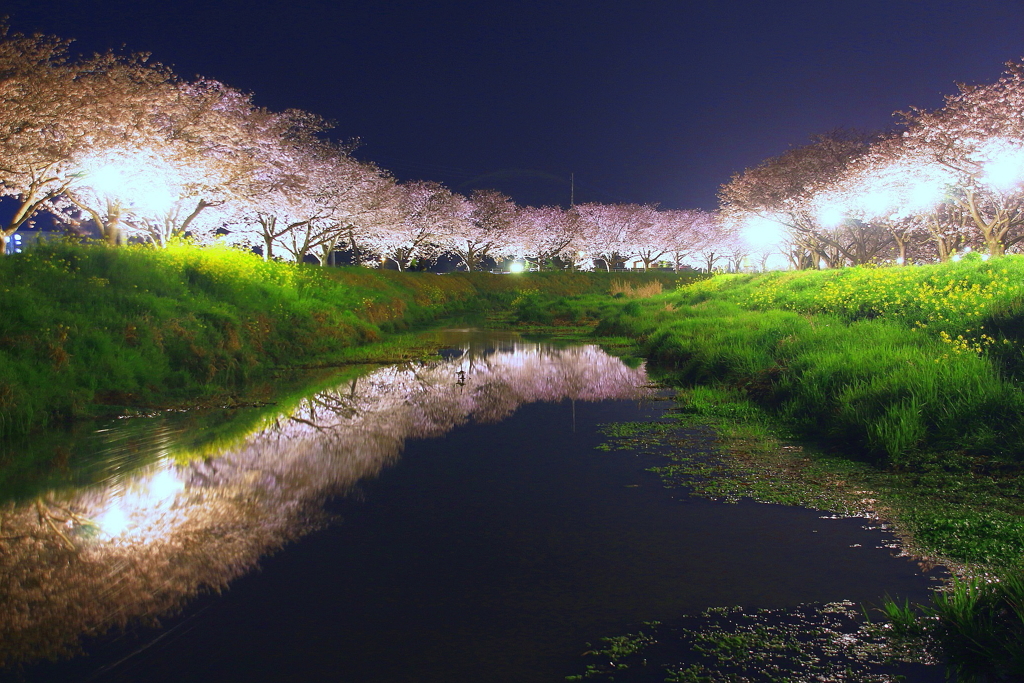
<box><xmin>8</xmin><ymin>0</ymin><xmax>1024</xmax><ymax>209</ymax></box>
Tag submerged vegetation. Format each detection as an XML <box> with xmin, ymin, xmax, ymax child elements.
<box><xmin>568</xmin><ymin>602</ymin><xmax>935</xmax><ymax>683</ymax></box>
<box><xmin>542</xmin><ymin>256</ymin><xmax>1024</xmax><ymax>681</ymax></box>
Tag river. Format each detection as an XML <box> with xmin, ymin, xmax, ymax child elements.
<box><xmin>0</xmin><ymin>329</ymin><xmax>943</xmax><ymax>682</ymax></box>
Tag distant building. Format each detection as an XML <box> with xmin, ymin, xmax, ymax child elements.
<box><xmin>2</xmin><ymin>229</ymin><xmax>61</xmax><ymax>255</ymax></box>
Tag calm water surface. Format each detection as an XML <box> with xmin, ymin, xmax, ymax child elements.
<box><xmin>0</xmin><ymin>330</ymin><xmax>943</xmax><ymax>682</ymax></box>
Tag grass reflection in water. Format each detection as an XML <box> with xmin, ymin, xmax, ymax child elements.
<box><xmin>0</xmin><ymin>335</ymin><xmax>650</xmax><ymax>669</ymax></box>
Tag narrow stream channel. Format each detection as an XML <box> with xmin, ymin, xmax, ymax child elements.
<box><xmin>0</xmin><ymin>330</ymin><xmax>944</xmax><ymax>682</ymax></box>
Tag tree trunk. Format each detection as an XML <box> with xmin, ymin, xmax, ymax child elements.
<box><xmin>175</xmin><ymin>199</ymin><xmax>210</xmax><ymax>239</ymax></box>
<box><xmin>103</xmin><ymin>205</ymin><xmax>123</xmax><ymax>246</ymax></box>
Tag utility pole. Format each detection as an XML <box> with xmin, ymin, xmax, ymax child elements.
<box><xmin>570</xmin><ymin>172</ymin><xmax>575</xmax><ymax>207</ymax></box>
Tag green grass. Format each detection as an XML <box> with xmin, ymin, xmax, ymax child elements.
<box><xmin>0</xmin><ymin>242</ymin><xmax>690</xmax><ymax>439</ymax></box>
<box><xmin>567</xmin><ymin>258</ymin><xmax>1024</xmax><ymax>679</ymax></box>
<box><xmin>880</xmin><ymin>574</ymin><xmax>1024</xmax><ymax>682</ymax></box>
<box><xmin>585</xmin><ymin>258</ymin><xmax>1024</xmax><ymax>468</ymax></box>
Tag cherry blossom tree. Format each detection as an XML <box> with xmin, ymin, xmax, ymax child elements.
<box><xmin>900</xmin><ymin>60</ymin><xmax>1024</xmax><ymax>255</ymax></box>
<box><xmin>719</xmin><ymin>130</ymin><xmax>876</xmax><ymax>267</ymax></box>
<box><xmin>695</xmin><ymin>241</ymin><xmax>726</xmax><ymax>273</ymax></box>
<box><xmin>0</xmin><ymin>26</ymin><xmax>176</xmax><ymax>251</ymax></box>
<box><xmin>812</xmin><ymin>135</ymin><xmax>959</xmax><ymax>264</ymax></box>
<box><xmin>227</xmin><ymin>129</ymin><xmax>390</xmax><ymax>267</ymax></box>
<box><xmin>615</xmin><ymin>204</ymin><xmax>665</xmax><ymax>270</ymax></box>
<box><xmin>0</xmin><ymin>26</ymin><xmax>77</xmax><ymax>252</ymax></box>
<box><xmin>313</xmin><ymin>156</ymin><xmax>396</xmax><ymax>266</ymax></box>
<box><xmin>575</xmin><ymin>203</ymin><xmax>623</xmax><ymax>270</ymax></box>
<box><xmin>66</xmin><ymin>78</ymin><xmax>262</xmax><ymax>247</ymax></box>
<box><xmin>437</xmin><ymin>189</ymin><xmax>519</xmax><ymax>271</ymax></box>
<box><xmin>368</xmin><ymin>180</ymin><xmax>457</xmax><ymax>270</ymax></box>
<box><xmin>224</xmin><ymin>109</ymin><xmax>333</xmax><ymax>259</ymax></box>
<box><xmin>575</xmin><ymin>203</ymin><xmax>661</xmax><ymax>270</ymax></box>
<box><xmin>272</xmin><ymin>148</ymin><xmax>350</xmax><ymax>263</ymax></box>
<box><xmin>651</xmin><ymin>209</ymin><xmax>717</xmax><ymax>271</ymax></box>
<box><xmin>517</xmin><ymin>205</ymin><xmax>583</xmax><ymax>270</ymax></box>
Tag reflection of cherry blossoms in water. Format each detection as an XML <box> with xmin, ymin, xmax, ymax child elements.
<box><xmin>0</xmin><ymin>339</ymin><xmax>650</xmax><ymax>667</ymax></box>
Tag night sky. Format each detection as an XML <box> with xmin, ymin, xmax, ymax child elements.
<box><xmin>7</xmin><ymin>0</ymin><xmax>1024</xmax><ymax>209</ymax></box>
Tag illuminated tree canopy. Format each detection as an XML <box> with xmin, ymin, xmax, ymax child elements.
<box><xmin>721</xmin><ymin>58</ymin><xmax>1024</xmax><ymax>267</ymax></box>
<box><xmin>0</xmin><ymin>24</ymin><xmax>733</xmax><ymax>271</ymax></box>
<box><xmin>10</xmin><ymin>24</ymin><xmax>1024</xmax><ymax>270</ymax></box>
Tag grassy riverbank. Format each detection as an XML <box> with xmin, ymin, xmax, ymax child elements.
<box><xmin>598</xmin><ymin>255</ymin><xmax>1024</xmax><ymax>467</ymax></box>
<box><xmin>536</xmin><ymin>257</ymin><xmax>1024</xmax><ymax>681</ymax></box>
<box><xmin>567</xmin><ymin>257</ymin><xmax>1024</xmax><ymax>568</ymax></box>
<box><xmin>0</xmin><ymin>241</ymin><xmax>692</xmax><ymax>439</ymax></box>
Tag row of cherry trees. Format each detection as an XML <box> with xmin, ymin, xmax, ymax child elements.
<box><xmin>0</xmin><ymin>25</ymin><xmax>732</xmax><ymax>270</ymax></box>
<box><xmin>721</xmin><ymin>59</ymin><xmax>1024</xmax><ymax>268</ymax></box>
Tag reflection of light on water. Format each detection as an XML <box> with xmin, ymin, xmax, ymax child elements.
<box><xmin>149</xmin><ymin>468</ymin><xmax>185</xmax><ymax>500</ymax></box>
<box><xmin>85</xmin><ymin>344</ymin><xmax>642</xmax><ymax>545</ymax></box>
<box><xmin>94</xmin><ymin>505</ymin><xmax>129</xmax><ymax>538</ymax></box>
<box><xmin>1</xmin><ymin>335</ymin><xmax>654</xmax><ymax>667</ymax></box>
<box><xmin>93</xmin><ymin>463</ymin><xmax>185</xmax><ymax>542</ymax></box>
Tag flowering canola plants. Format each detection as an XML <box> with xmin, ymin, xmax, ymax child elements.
<box><xmin>723</xmin><ymin>255</ymin><xmax>1024</xmax><ymax>357</ymax></box>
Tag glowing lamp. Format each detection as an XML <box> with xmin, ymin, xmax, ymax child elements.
<box><xmin>817</xmin><ymin>205</ymin><xmax>845</xmax><ymax>228</ymax></box>
<box><xmin>741</xmin><ymin>216</ymin><xmax>786</xmax><ymax>249</ymax></box>
<box><xmin>982</xmin><ymin>149</ymin><xmax>1024</xmax><ymax>192</ymax></box>
<box><xmin>860</xmin><ymin>192</ymin><xmax>891</xmax><ymax>217</ymax></box>
<box><xmin>906</xmin><ymin>181</ymin><xmax>943</xmax><ymax>213</ymax></box>
<box><xmin>509</xmin><ymin>262</ymin><xmax>525</xmax><ymax>273</ymax></box>
<box><xmin>77</xmin><ymin>150</ymin><xmax>181</xmax><ymax>217</ymax></box>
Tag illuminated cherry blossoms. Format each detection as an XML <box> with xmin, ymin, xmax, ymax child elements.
<box><xmin>0</xmin><ymin>24</ymin><xmax>715</xmax><ymax>270</ymax></box>
<box><xmin>9</xmin><ymin>21</ymin><xmax>1024</xmax><ymax>271</ymax></box>
<box><xmin>721</xmin><ymin>58</ymin><xmax>1024</xmax><ymax>266</ymax></box>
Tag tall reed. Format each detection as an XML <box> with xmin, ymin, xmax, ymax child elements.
<box><xmin>881</xmin><ymin>573</ymin><xmax>1024</xmax><ymax>682</ymax></box>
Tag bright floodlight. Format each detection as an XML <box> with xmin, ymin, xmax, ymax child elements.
<box><xmin>509</xmin><ymin>262</ymin><xmax>525</xmax><ymax>273</ymax></box>
<box><xmin>860</xmin><ymin>191</ymin><xmax>892</xmax><ymax>218</ymax></box>
<box><xmin>980</xmin><ymin>140</ymin><xmax>1024</xmax><ymax>192</ymax></box>
<box><xmin>817</xmin><ymin>205</ymin><xmax>845</xmax><ymax>228</ymax></box>
<box><xmin>741</xmin><ymin>216</ymin><xmax>786</xmax><ymax>249</ymax></box>
<box><xmin>904</xmin><ymin>180</ymin><xmax>943</xmax><ymax>215</ymax></box>
<box><xmin>77</xmin><ymin>150</ymin><xmax>180</xmax><ymax>217</ymax></box>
